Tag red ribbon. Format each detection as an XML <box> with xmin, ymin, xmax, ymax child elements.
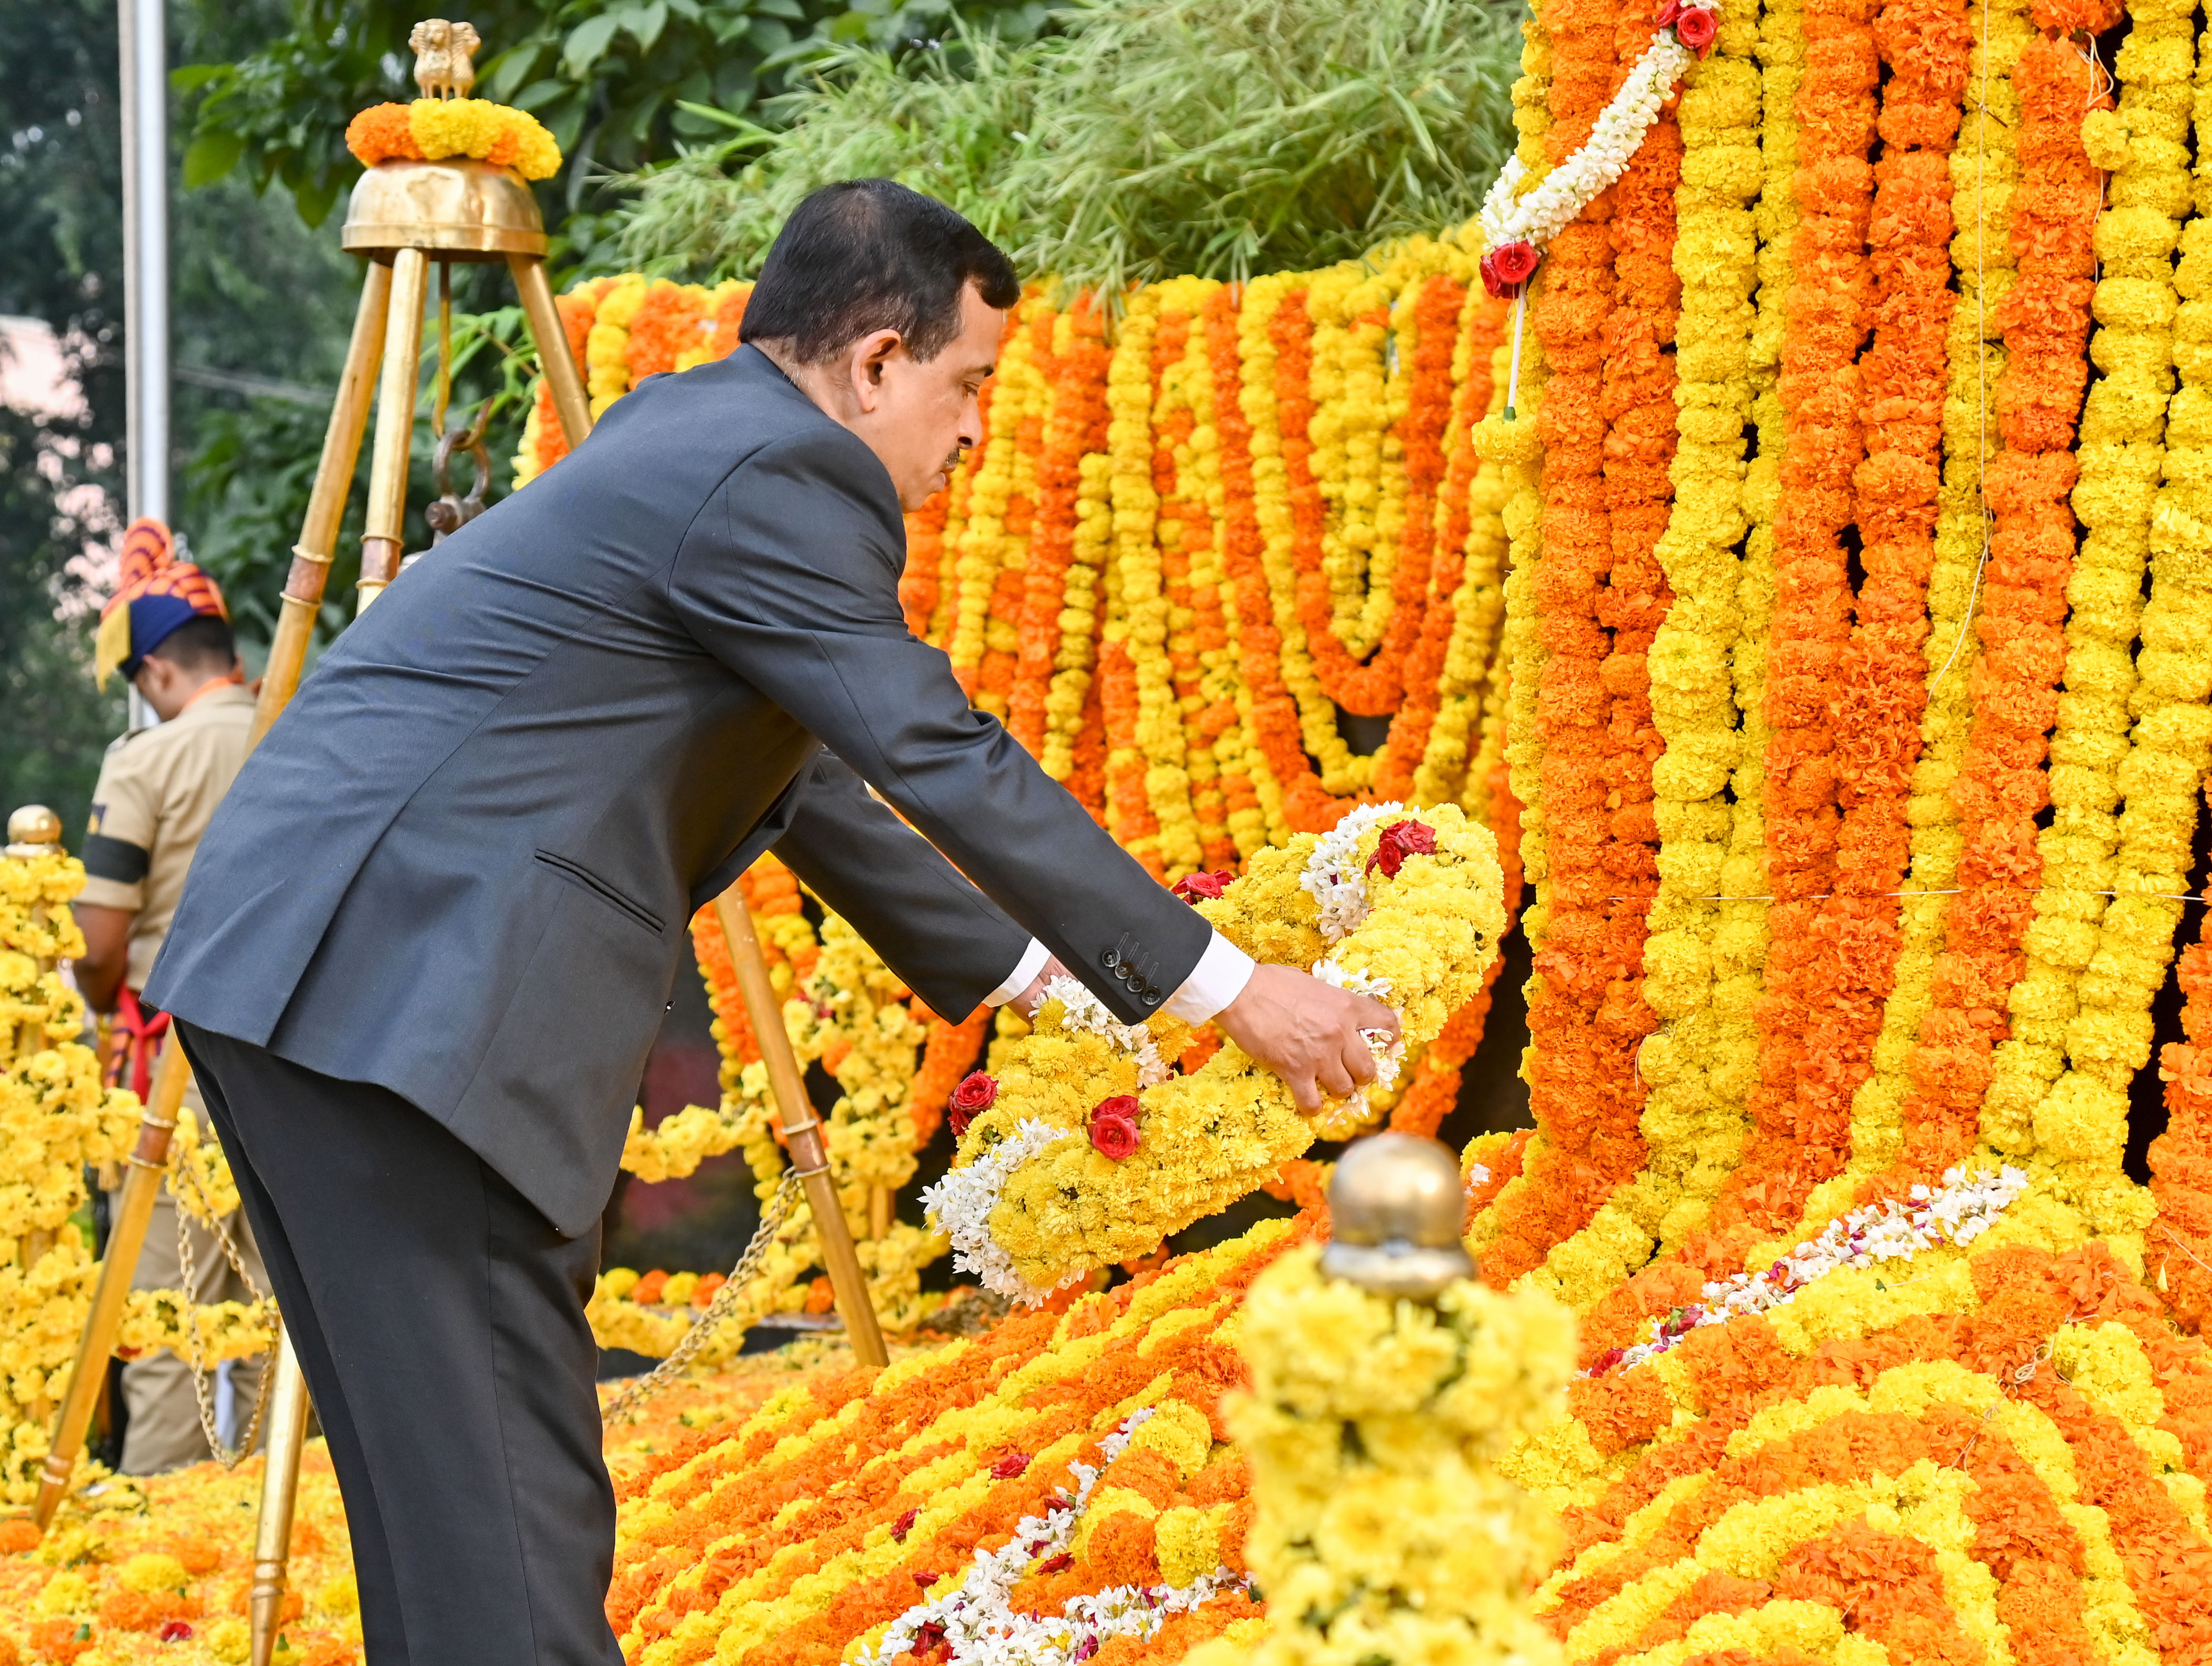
<box><xmin>111</xmin><ymin>985</ymin><xmax>171</xmax><ymax>1100</ymax></box>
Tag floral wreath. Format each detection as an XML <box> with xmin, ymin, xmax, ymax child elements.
<box><xmin>923</xmin><ymin>803</ymin><xmax>1506</xmax><ymax>1302</ymax></box>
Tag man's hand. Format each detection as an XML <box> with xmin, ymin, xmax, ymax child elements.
<box><xmin>1012</xmin><ymin>955</ymin><xmax>1072</xmax><ymax>1019</ymax></box>
<box><xmin>1213</xmin><ymin>963</ymin><xmax>1400</xmax><ymax>1113</ymax></box>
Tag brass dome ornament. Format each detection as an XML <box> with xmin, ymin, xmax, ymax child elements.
<box><xmin>340</xmin><ymin>157</ymin><xmax>547</xmax><ymax>262</ymax></box>
<box><xmin>5</xmin><ymin>804</ymin><xmax>63</xmax><ymax>856</ymax></box>
<box><xmin>1320</xmin><ymin>1132</ymin><xmax>1479</xmax><ymax>1300</ymax></box>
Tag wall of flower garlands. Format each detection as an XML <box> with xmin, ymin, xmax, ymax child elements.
<box><xmin>35</xmin><ymin>0</ymin><xmax>2212</xmax><ymax>1649</ymax></box>
<box><xmin>520</xmin><ymin>246</ymin><xmax>1534</xmax><ymax>1347</ymax></box>
<box><xmin>556</xmin><ymin>0</ymin><xmax>2212</xmax><ymax>1651</ymax></box>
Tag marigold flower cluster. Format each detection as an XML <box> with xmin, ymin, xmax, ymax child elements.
<box><xmin>0</xmin><ymin>851</ymin><xmax>137</xmax><ymax>1506</ymax></box>
<box><xmin>1181</xmin><ymin>1246</ymin><xmax>1574</xmax><ymax>1666</ymax></box>
<box><xmin>0</xmin><ymin>1364</ymin><xmax>792</xmax><ymax>1666</ymax></box>
<box><xmin>341</xmin><ymin>98</ymin><xmax>560</xmax><ymax>179</ymax></box>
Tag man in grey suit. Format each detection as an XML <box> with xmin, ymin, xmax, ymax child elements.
<box><xmin>150</xmin><ymin>180</ymin><xmax>1394</xmax><ymax>1663</ymax></box>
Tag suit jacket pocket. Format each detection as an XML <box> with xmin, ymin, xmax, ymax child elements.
<box><xmin>532</xmin><ymin>849</ymin><xmax>665</xmax><ymax>937</ymax></box>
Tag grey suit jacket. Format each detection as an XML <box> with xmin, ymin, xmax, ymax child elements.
<box><xmin>146</xmin><ymin>345</ymin><xmax>1208</xmax><ymax>1236</ymax></box>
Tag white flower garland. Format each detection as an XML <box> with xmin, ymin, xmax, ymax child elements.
<box><xmin>857</xmin><ymin>1410</ymin><xmax>1248</xmax><ymax>1666</ymax></box>
<box><xmin>1583</xmin><ymin>1165</ymin><xmax>2031</xmax><ymax>1378</ymax></box>
<box><xmin>1299</xmin><ymin>801</ymin><xmax>1409</xmax><ymax>942</ymax></box>
<box><xmin>922</xmin><ymin>1119</ymin><xmax>1087</xmax><ymax>1302</ymax></box>
<box><xmin>1477</xmin><ymin>26</ymin><xmax>1699</xmax><ymax>257</ymax></box>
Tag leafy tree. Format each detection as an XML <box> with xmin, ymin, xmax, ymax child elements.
<box><xmin>0</xmin><ymin>0</ymin><xmax>130</xmax><ymax>841</ymax></box>
<box><xmin>618</xmin><ymin>0</ymin><xmax>1526</xmax><ymax>297</ymax></box>
<box><xmin>175</xmin><ymin>0</ymin><xmax>1049</xmax><ymax>256</ymax></box>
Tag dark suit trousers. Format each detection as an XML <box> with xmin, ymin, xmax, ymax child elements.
<box><xmin>177</xmin><ymin>1021</ymin><xmax>623</xmax><ymax>1666</ymax></box>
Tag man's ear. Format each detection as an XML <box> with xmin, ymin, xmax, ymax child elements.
<box><xmin>851</xmin><ymin>329</ymin><xmax>903</xmax><ymax>412</ymax></box>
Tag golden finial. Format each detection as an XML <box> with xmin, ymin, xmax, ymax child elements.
<box><xmin>1320</xmin><ymin>1132</ymin><xmax>1479</xmax><ymax>1300</ymax></box>
<box><xmin>6</xmin><ymin>805</ymin><xmax>63</xmax><ymax>857</ymax></box>
<box><xmin>408</xmin><ymin>19</ymin><xmax>482</xmax><ymax>100</ymax></box>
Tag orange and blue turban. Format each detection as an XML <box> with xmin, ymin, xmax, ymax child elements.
<box><xmin>94</xmin><ymin>519</ymin><xmax>229</xmax><ymax>690</ymax></box>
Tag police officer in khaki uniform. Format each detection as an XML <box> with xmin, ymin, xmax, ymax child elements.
<box><xmin>73</xmin><ymin>520</ymin><xmax>267</xmax><ymax>1474</ymax></box>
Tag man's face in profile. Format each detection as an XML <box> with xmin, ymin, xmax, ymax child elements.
<box><xmin>855</xmin><ymin>283</ymin><xmax>1007</xmax><ymax>512</ymax></box>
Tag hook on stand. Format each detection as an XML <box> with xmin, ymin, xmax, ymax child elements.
<box><xmin>422</xmin><ymin>407</ymin><xmax>493</xmax><ymax>547</ymax></box>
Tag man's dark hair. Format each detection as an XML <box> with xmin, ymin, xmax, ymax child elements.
<box><xmin>740</xmin><ymin>180</ymin><xmax>1020</xmax><ymax>366</ymax></box>
<box><xmin>148</xmin><ymin>614</ymin><xmax>236</xmax><ymax>673</ymax></box>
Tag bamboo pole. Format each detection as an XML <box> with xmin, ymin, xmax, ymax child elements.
<box><xmin>508</xmin><ymin>254</ymin><xmax>592</xmax><ymax>461</ymax></box>
<box><xmin>712</xmin><ymin>887</ymin><xmax>889</xmax><ymax>1369</ymax></box>
<box><xmin>252</xmin><ymin>263</ymin><xmax>391</xmax><ymax>744</ymax></box>
<box><xmin>34</xmin><ymin>1042</ymin><xmax>188</xmax><ymax>1528</ymax></box>
<box><xmin>249</xmin><ymin>1330</ymin><xmax>314</xmax><ymax>1666</ymax></box>
<box><xmin>357</xmin><ymin>247</ymin><xmax>431</xmax><ymax>611</ymax></box>
<box><xmin>33</xmin><ymin>261</ymin><xmax>391</xmax><ymax>1532</ymax></box>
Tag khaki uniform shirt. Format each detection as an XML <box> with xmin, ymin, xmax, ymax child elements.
<box><xmin>80</xmin><ymin>684</ymin><xmax>256</xmax><ymax>992</ymax></box>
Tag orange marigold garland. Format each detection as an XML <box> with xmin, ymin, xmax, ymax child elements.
<box><xmin>622</xmin><ymin>281</ymin><xmax>708</xmax><ymax>383</ymax></box>
<box><xmin>1482</xmin><ymin>0</ymin><xmax>1656</xmax><ymax>1288</ymax></box>
<box><xmin>1720</xmin><ymin>0</ymin><xmax>1881</xmax><ymax>1259</ymax></box>
<box><xmin>1214</xmin><ymin>280</ymin><xmax>1350</xmax><ymax>835</ymax></box>
<box><xmin>1373</xmin><ymin>278</ymin><xmax>1502</xmax><ymax>800</ymax></box>
<box><xmin>1009</xmin><ymin>298</ymin><xmax>1112</xmax><ymax>757</ymax></box>
<box><xmin>1876</xmin><ymin>27</ymin><xmax>2107</xmax><ymax>1195</ymax></box>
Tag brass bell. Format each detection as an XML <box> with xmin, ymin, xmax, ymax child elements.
<box><xmin>1320</xmin><ymin>1132</ymin><xmax>1479</xmax><ymax>1300</ymax></box>
<box><xmin>6</xmin><ymin>805</ymin><xmax>63</xmax><ymax>857</ymax></box>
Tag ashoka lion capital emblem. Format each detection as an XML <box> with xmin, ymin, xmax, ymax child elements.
<box><xmin>409</xmin><ymin>18</ymin><xmax>481</xmax><ymax>100</ymax></box>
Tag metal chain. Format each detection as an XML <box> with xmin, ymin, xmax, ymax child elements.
<box><xmin>173</xmin><ymin>1156</ymin><xmax>269</xmax><ymax>1301</ymax></box>
<box><xmin>601</xmin><ymin>1168</ymin><xmax>804</xmax><ymax>1422</ymax></box>
<box><xmin>175</xmin><ymin>1168</ymin><xmax>278</xmax><ymax>1469</ymax></box>
<box><xmin>171</xmin><ymin>1160</ymin><xmax>277</xmax><ymax>1470</ymax></box>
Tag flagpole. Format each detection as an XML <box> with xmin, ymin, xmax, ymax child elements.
<box><xmin>117</xmin><ymin>0</ymin><xmax>169</xmax><ymax>733</ymax></box>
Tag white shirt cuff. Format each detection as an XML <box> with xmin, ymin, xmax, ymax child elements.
<box><xmin>1163</xmin><ymin>931</ymin><xmax>1255</xmax><ymax>1024</ymax></box>
<box><xmin>985</xmin><ymin>937</ymin><xmax>1052</xmax><ymax>1008</ymax></box>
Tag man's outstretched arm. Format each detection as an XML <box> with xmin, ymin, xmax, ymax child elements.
<box><xmin>669</xmin><ymin>425</ymin><xmax>1395</xmax><ymax>1100</ymax></box>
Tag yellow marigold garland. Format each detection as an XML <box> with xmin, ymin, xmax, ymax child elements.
<box><xmin>342</xmin><ymin>97</ymin><xmax>562</xmax><ymax>180</ymax></box>
<box><xmin>1981</xmin><ymin>0</ymin><xmax>2197</xmax><ymax>1256</ymax></box>
<box><xmin>941</xmin><ymin>806</ymin><xmax>1504</xmax><ymax>1298</ymax></box>
<box><xmin>1632</xmin><ymin>20</ymin><xmax>1763</xmax><ymax>1277</ymax></box>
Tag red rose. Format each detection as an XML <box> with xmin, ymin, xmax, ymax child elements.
<box><xmin>1089</xmin><ymin>1094</ymin><xmax>1142</xmax><ymax>1160</ymax></box>
<box><xmin>1652</xmin><ymin>0</ymin><xmax>1684</xmax><ymax>22</ymax></box>
<box><xmin>948</xmin><ymin>1070</ymin><xmax>998</xmax><ymax>1136</ymax></box>
<box><xmin>160</xmin><ymin>1624</ymin><xmax>194</xmax><ymax>1643</ymax></box>
<box><xmin>1674</xmin><ymin>5</ymin><xmax>1717</xmax><ymax>50</ymax></box>
<box><xmin>990</xmin><ymin>1450</ymin><xmax>1031</xmax><ymax>1479</ymax></box>
<box><xmin>1365</xmin><ymin>818</ymin><xmax>1439</xmax><ymax>878</ymax></box>
<box><xmin>1490</xmin><ymin>240</ymin><xmax>1539</xmax><ymax>287</ymax></box>
<box><xmin>893</xmin><ymin>1507</ymin><xmax>920</xmax><ymax>1541</ymax></box>
<box><xmin>1171</xmin><ymin>868</ymin><xmax>1234</xmax><ymax>903</ymax></box>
